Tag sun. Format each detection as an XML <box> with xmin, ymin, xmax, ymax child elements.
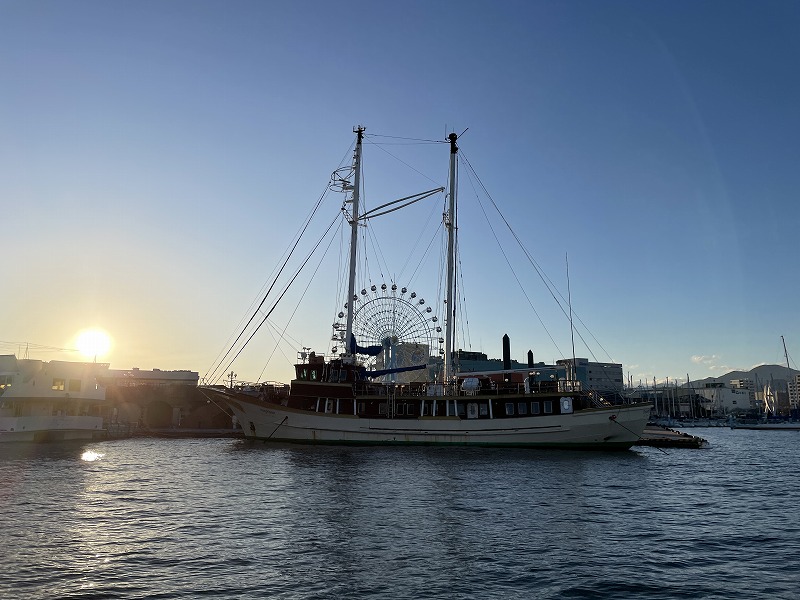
<box><xmin>75</xmin><ymin>328</ymin><xmax>112</xmax><ymax>361</ymax></box>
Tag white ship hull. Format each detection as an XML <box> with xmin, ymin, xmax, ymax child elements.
<box><xmin>221</xmin><ymin>393</ymin><xmax>651</xmax><ymax>449</ymax></box>
<box><xmin>0</xmin><ymin>356</ymin><xmax>110</xmax><ymax>443</ymax></box>
<box><xmin>0</xmin><ymin>415</ymin><xmax>106</xmax><ymax>442</ymax></box>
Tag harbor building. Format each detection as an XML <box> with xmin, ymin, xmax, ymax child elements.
<box><xmin>789</xmin><ymin>374</ymin><xmax>800</xmax><ymax>414</ymax></box>
<box><xmin>455</xmin><ymin>349</ymin><xmax>530</xmax><ymax>373</ymax></box>
<box><xmin>99</xmin><ymin>367</ymin><xmax>231</xmax><ymax>430</ymax></box>
<box><xmin>696</xmin><ymin>383</ymin><xmax>751</xmax><ymax>415</ymax></box>
<box><xmin>455</xmin><ymin>348</ymin><xmax>624</xmax><ymax>398</ymax></box>
<box><xmin>557</xmin><ymin>358</ymin><xmax>624</xmax><ymax>395</ymax></box>
<box><xmin>730</xmin><ymin>378</ymin><xmax>757</xmax><ymax>410</ymax></box>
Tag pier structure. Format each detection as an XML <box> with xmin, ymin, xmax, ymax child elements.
<box><xmin>99</xmin><ymin>368</ymin><xmax>233</xmax><ymax>431</ymax></box>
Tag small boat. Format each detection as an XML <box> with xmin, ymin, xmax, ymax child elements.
<box><xmin>731</xmin><ymin>421</ymin><xmax>800</xmax><ymax>431</ymax></box>
<box><xmin>205</xmin><ymin>128</ymin><xmax>651</xmax><ymax>449</ymax></box>
<box><xmin>0</xmin><ymin>355</ymin><xmax>110</xmax><ymax>442</ymax></box>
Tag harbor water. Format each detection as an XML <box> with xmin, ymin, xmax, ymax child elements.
<box><xmin>1</xmin><ymin>429</ymin><xmax>798</xmax><ymax>599</ymax></box>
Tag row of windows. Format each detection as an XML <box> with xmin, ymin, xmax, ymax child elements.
<box><xmin>316</xmin><ymin>398</ymin><xmax>562</xmax><ymax>417</ymax></box>
<box><xmin>298</xmin><ymin>369</ymin><xmax>320</xmax><ymax>381</ymax></box>
<box><xmin>505</xmin><ymin>400</ymin><xmax>553</xmax><ymax>416</ymax></box>
<box><xmin>298</xmin><ymin>368</ymin><xmax>348</xmax><ymax>382</ymax></box>
<box><xmin>351</xmin><ymin>400</ymin><xmax>559</xmax><ymax>417</ymax></box>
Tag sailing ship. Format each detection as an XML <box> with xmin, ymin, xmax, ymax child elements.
<box><xmin>204</xmin><ymin>128</ymin><xmax>651</xmax><ymax>449</ymax></box>
<box><xmin>0</xmin><ymin>355</ymin><xmax>109</xmax><ymax>442</ymax></box>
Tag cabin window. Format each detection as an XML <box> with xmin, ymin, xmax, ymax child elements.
<box><xmin>505</xmin><ymin>402</ymin><xmax>514</xmax><ymax>416</ymax></box>
<box><xmin>479</xmin><ymin>404</ymin><xmax>488</xmax><ymax>416</ymax></box>
<box><xmin>52</xmin><ymin>378</ymin><xmax>65</xmax><ymax>391</ymax></box>
<box><xmin>531</xmin><ymin>402</ymin><xmax>541</xmax><ymax>415</ymax></box>
<box><xmin>406</xmin><ymin>404</ymin><xmax>415</xmax><ymax>416</ymax></box>
<box><xmin>69</xmin><ymin>379</ymin><xmax>81</xmax><ymax>392</ymax></box>
<box><xmin>358</xmin><ymin>402</ymin><xmax>365</xmax><ymax>414</ymax></box>
<box><xmin>325</xmin><ymin>399</ymin><xmax>334</xmax><ymax>413</ymax></box>
<box><xmin>331</xmin><ymin>369</ymin><xmax>339</xmax><ymax>381</ymax></box>
<box><xmin>457</xmin><ymin>403</ymin><xmax>466</xmax><ymax>416</ymax></box>
<box><xmin>544</xmin><ymin>400</ymin><xmax>553</xmax><ymax>414</ymax></box>
<box><xmin>517</xmin><ymin>402</ymin><xmax>527</xmax><ymax>415</ymax></box>
<box><xmin>0</xmin><ymin>375</ymin><xmax>12</xmax><ymax>388</ymax></box>
<box><xmin>339</xmin><ymin>370</ymin><xmax>347</xmax><ymax>382</ymax></box>
<box><xmin>310</xmin><ymin>370</ymin><xmax>318</xmax><ymax>381</ymax></box>
<box><xmin>300</xmin><ymin>369</ymin><xmax>308</xmax><ymax>380</ymax></box>
<box><xmin>379</xmin><ymin>403</ymin><xmax>388</xmax><ymax>415</ymax></box>
<box><xmin>396</xmin><ymin>404</ymin><xmax>405</xmax><ymax>416</ymax></box>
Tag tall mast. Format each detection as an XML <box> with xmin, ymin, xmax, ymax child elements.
<box><xmin>344</xmin><ymin>126</ymin><xmax>365</xmax><ymax>358</ymax></box>
<box><xmin>782</xmin><ymin>335</ymin><xmax>794</xmax><ymax>415</ymax></box>
<box><xmin>443</xmin><ymin>132</ymin><xmax>458</xmax><ymax>383</ymax></box>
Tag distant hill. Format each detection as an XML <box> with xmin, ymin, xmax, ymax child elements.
<box><xmin>690</xmin><ymin>364</ymin><xmax>799</xmax><ymax>389</ymax></box>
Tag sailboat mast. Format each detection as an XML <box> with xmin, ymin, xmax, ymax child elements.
<box><xmin>344</xmin><ymin>126</ymin><xmax>365</xmax><ymax>357</ymax></box>
<box><xmin>782</xmin><ymin>335</ymin><xmax>793</xmax><ymax>416</ymax></box>
<box><xmin>443</xmin><ymin>132</ymin><xmax>458</xmax><ymax>383</ymax></box>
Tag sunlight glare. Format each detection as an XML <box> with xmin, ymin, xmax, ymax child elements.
<box><xmin>75</xmin><ymin>329</ymin><xmax>112</xmax><ymax>360</ymax></box>
<box><xmin>81</xmin><ymin>450</ymin><xmax>104</xmax><ymax>462</ymax></box>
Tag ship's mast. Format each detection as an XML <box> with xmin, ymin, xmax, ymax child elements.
<box><xmin>782</xmin><ymin>335</ymin><xmax>794</xmax><ymax>416</ymax></box>
<box><xmin>344</xmin><ymin>126</ymin><xmax>365</xmax><ymax>360</ymax></box>
<box><xmin>443</xmin><ymin>132</ymin><xmax>458</xmax><ymax>383</ymax></box>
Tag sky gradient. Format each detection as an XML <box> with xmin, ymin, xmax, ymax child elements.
<box><xmin>3</xmin><ymin>0</ymin><xmax>799</xmax><ymax>386</ymax></box>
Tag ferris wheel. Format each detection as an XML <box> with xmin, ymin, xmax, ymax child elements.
<box><xmin>330</xmin><ymin>283</ymin><xmax>443</xmax><ymax>380</ymax></box>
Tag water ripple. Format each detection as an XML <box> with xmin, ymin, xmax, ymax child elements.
<box><xmin>1</xmin><ymin>430</ymin><xmax>799</xmax><ymax>599</ymax></box>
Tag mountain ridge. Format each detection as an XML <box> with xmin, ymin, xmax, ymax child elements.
<box><xmin>690</xmin><ymin>364</ymin><xmax>799</xmax><ymax>389</ymax></box>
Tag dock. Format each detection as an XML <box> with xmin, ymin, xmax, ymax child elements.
<box><xmin>635</xmin><ymin>425</ymin><xmax>710</xmax><ymax>449</ymax></box>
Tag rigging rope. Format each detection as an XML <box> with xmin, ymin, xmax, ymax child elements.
<box><xmin>459</xmin><ymin>154</ymin><xmax>564</xmax><ymax>358</ymax></box>
<box><xmin>365</xmin><ymin>133</ymin><xmax>446</xmax><ymax>144</ymax></box>
<box><xmin>405</xmin><ymin>220</ymin><xmax>443</xmax><ymax>291</ymax></box>
<box><xmin>456</xmin><ymin>248</ymin><xmax>473</xmax><ymax>356</ymax></box>
<box><xmin>365</xmin><ymin>138</ymin><xmax>444</xmax><ymax>187</ymax></box>
<box><xmin>206</xmin><ymin>141</ymin><xmax>356</xmax><ymax>383</ymax></box>
<box><xmin>210</xmin><ymin>211</ymin><xmax>342</xmax><ymax>384</ymax></box>
<box><xmin>256</xmin><ymin>218</ymin><xmax>342</xmax><ymax>382</ymax></box>
<box><xmin>459</xmin><ymin>151</ymin><xmax>616</xmax><ymax>365</ymax></box>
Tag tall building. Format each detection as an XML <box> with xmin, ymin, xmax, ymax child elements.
<box><xmin>557</xmin><ymin>358</ymin><xmax>624</xmax><ymax>394</ymax></box>
<box><xmin>730</xmin><ymin>379</ymin><xmax>757</xmax><ymax>410</ymax></box>
<box><xmin>789</xmin><ymin>374</ymin><xmax>800</xmax><ymax>414</ymax></box>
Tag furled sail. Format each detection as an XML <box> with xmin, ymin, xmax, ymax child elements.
<box><xmin>348</xmin><ymin>334</ymin><xmax>383</xmax><ymax>356</ymax></box>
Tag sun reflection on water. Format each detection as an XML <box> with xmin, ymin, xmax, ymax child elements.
<box><xmin>81</xmin><ymin>450</ymin><xmax>104</xmax><ymax>462</ymax></box>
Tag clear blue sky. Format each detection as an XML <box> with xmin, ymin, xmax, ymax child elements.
<box><xmin>3</xmin><ymin>0</ymin><xmax>799</xmax><ymax>385</ymax></box>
